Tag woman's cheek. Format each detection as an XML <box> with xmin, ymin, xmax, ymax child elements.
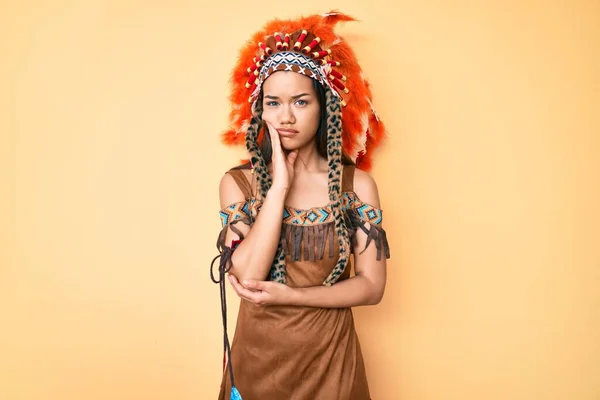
<box><xmin>261</xmin><ymin>109</ymin><xmax>275</xmax><ymax>123</ymax></box>
<box><xmin>304</xmin><ymin>107</ymin><xmax>320</xmax><ymax>129</ymax></box>
<box><xmin>305</xmin><ymin>105</ymin><xmax>319</xmax><ymax>121</ymax></box>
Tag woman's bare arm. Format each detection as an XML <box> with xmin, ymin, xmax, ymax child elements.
<box><xmin>220</xmin><ymin>175</ymin><xmax>287</xmax><ymax>283</ymax></box>
<box><xmin>228</xmin><ymin>169</ymin><xmax>388</xmax><ymax>308</ymax></box>
<box><xmin>219</xmin><ymin>122</ymin><xmax>298</xmax><ymax>283</ymax></box>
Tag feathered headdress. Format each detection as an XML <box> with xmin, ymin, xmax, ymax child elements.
<box><xmin>222</xmin><ymin>10</ymin><xmax>386</xmax><ymax>170</ymax></box>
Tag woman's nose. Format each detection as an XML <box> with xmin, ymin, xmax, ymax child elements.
<box><xmin>279</xmin><ymin>105</ymin><xmax>296</xmax><ymax>125</ymax></box>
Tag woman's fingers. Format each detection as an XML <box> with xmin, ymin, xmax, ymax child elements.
<box><xmin>266</xmin><ymin>122</ymin><xmax>281</xmax><ymax>153</ymax></box>
<box><xmin>266</xmin><ymin>121</ymin><xmax>287</xmax><ymax>186</ymax></box>
<box><xmin>229</xmin><ymin>275</ymin><xmax>257</xmax><ymax>300</ymax></box>
<box><xmin>287</xmin><ymin>149</ymin><xmax>299</xmax><ymax>167</ymax></box>
<box><xmin>264</xmin><ymin>120</ymin><xmax>295</xmax><ymax>190</ymax></box>
<box><xmin>229</xmin><ymin>275</ymin><xmax>266</xmax><ymax>305</ymax></box>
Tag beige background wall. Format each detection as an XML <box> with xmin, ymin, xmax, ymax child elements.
<box><xmin>2</xmin><ymin>1</ymin><xmax>599</xmax><ymax>399</ymax></box>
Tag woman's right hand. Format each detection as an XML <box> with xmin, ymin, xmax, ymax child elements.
<box><xmin>266</xmin><ymin>122</ymin><xmax>298</xmax><ymax>191</ymax></box>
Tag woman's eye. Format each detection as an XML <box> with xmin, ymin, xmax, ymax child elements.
<box><xmin>265</xmin><ymin>101</ymin><xmax>279</xmax><ymax>107</ymax></box>
<box><xmin>296</xmin><ymin>100</ymin><xmax>307</xmax><ymax>106</ymax></box>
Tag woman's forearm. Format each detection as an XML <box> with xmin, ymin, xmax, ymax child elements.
<box><xmin>230</xmin><ymin>187</ymin><xmax>287</xmax><ymax>282</ymax></box>
<box><xmin>291</xmin><ymin>274</ymin><xmax>384</xmax><ymax>308</ymax></box>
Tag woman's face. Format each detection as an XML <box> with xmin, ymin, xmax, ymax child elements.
<box><xmin>261</xmin><ymin>71</ymin><xmax>320</xmax><ymax>151</ymax></box>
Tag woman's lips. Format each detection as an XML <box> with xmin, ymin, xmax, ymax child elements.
<box><xmin>276</xmin><ymin>128</ymin><xmax>299</xmax><ymax>137</ymax></box>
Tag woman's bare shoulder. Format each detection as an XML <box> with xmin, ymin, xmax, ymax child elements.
<box><xmin>219</xmin><ymin>164</ymin><xmax>251</xmax><ymax>207</ymax></box>
<box><xmin>352</xmin><ymin>168</ymin><xmax>381</xmax><ymax>207</ymax></box>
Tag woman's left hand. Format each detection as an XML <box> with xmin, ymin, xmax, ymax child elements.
<box><xmin>228</xmin><ymin>275</ymin><xmax>296</xmax><ymax>306</ymax></box>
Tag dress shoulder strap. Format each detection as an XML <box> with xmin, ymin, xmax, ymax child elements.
<box><xmin>342</xmin><ymin>165</ymin><xmax>356</xmax><ymax>193</ymax></box>
<box><xmin>227</xmin><ymin>169</ymin><xmax>253</xmax><ymax>199</ymax></box>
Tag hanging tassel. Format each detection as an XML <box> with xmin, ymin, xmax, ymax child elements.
<box><xmin>345</xmin><ymin>208</ymin><xmax>391</xmax><ymax>260</ymax></box>
<box><xmin>308</xmin><ymin>225</ymin><xmax>316</xmax><ymax>262</ymax></box>
<box><xmin>280</xmin><ymin>224</ymin><xmax>291</xmax><ymax>256</ymax></box>
<box><xmin>230</xmin><ymin>387</ymin><xmax>242</xmax><ymax>400</ymax></box>
<box><xmin>316</xmin><ymin>224</ymin><xmax>326</xmax><ymax>259</ymax></box>
<box><xmin>293</xmin><ymin>226</ymin><xmax>302</xmax><ymax>261</ymax></box>
<box><xmin>278</xmin><ymin>222</ymin><xmax>339</xmax><ymax>262</ymax></box>
<box><xmin>211</xmin><ymin>222</ymin><xmax>248</xmax><ymax>400</ymax></box>
<box><xmin>328</xmin><ymin>221</ymin><xmax>335</xmax><ymax>259</ymax></box>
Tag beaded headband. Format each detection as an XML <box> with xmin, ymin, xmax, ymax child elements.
<box><xmin>248</xmin><ymin>51</ymin><xmax>341</xmax><ymax>108</ymax></box>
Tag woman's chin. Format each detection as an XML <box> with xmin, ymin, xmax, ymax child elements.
<box><xmin>279</xmin><ymin>138</ymin><xmax>299</xmax><ymax>151</ymax></box>
<box><xmin>279</xmin><ymin>136</ymin><xmax>314</xmax><ymax>152</ymax></box>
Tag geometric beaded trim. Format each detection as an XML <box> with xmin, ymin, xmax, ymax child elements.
<box><xmin>219</xmin><ymin>198</ymin><xmax>261</xmax><ymax>227</ymax></box>
<box><xmin>354</xmin><ymin>203</ymin><xmax>383</xmax><ymax>225</ymax></box>
<box><xmin>343</xmin><ymin>192</ymin><xmax>383</xmax><ymax>226</ymax></box>
<box><xmin>219</xmin><ymin>192</ymin><xmax>383</xmax><ymax>227</ymax></box>
<box><xmin>283</xmin><ymin>206</ymin><xmax>333</xmax><ymax>225</ymax></box>
<box><xmin>219</xmin><ymin>201</ymin><xmax>250</xmax><ymax>227</ymax></box>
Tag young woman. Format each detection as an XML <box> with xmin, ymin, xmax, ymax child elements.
<box><xmin>212</xmin><ymin>11</ymin><xmax>390</xmax><ymax>400</ymax></box>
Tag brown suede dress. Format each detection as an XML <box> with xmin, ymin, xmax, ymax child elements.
<box><xmin>216</xmin><ymin>165</ymin><xmax>390</xmax><ymax>400</ymax></box>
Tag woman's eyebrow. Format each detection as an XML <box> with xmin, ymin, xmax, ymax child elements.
<box><xmin>264</xmin><ymin>93</ymin><xmax>311</xmax><ymax>100</ymax></box>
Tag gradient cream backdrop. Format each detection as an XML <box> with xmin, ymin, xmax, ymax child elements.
<box><xmin>2</xmin><ymin>1</ymin><xmax>599</xmax><ymax>399</ymax></box>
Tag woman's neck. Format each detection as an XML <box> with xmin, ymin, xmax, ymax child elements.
<box><xmin>293</xmin><ymin>143</ymin><xmax>327</xmax><ymax>173</ymax></box>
